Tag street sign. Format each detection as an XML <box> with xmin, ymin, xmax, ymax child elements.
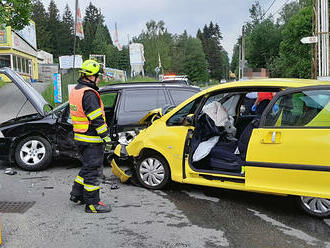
<box><xmin>300</xmin><ymin>36</ymin><xmax>318</xmax><ymax>44</ymax></box>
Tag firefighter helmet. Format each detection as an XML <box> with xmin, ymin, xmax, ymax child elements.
<box><xmin>79</xmin><ymin>60</ymin><xmax>103</xmax><ymax>77</ymax></box>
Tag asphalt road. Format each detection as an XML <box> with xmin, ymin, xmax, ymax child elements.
<box><xmin>0</xmin><ymin>82</ymin><xmax>329</xmax><ymax>248</ymax></box>
<box><xmin>0</xmin><ymin>161</ymin><xmax>329</xmax><ymax>248</ymax></box>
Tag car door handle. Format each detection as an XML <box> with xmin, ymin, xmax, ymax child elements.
<box><xmin>261</xmin><ymin>131</ymin><xmax>282</xmax><ymax>144</ymax></box>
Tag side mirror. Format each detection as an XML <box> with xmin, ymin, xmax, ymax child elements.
<box><xmin>183</xmin><ymin>114</ymin><xmax>194</xmax><ymax>126</ymax></box>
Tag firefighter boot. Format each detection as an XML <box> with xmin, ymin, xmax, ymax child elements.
<box><xmin>85</xmin><ymin>201</ymin><xmax>112</xmax><ymax>213</ymax></box>
<box><xmin>70</xmin><ymin>194</ymin><xmax>85</xmax><ymax>204</ymax></box>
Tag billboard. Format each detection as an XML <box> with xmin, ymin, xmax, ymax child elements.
<box><xmin>103</xmin><ymin>68</ymin><xmax>126</xmax><ymax>82</ymax></box>
<box><xmin>16</xmin><ymin>21</ymin><xmax>37</xmax><ymax>49</ymax></box>
<box><xmin>0</xmin><ymin>24</ymin><xmax>7</xmax><ymax>44</ymax></box>
<box><xmin>59</xmin><ymin>55</ymin><xmax>83</xmax><ymax>69</ymax></box>
<box><xmin>129</xmin><ymin>43</ymin><xmax>145</xmax><ymax>65</ymax></box>
<box><xmin>12</xmin><ymin>31</ymin><xmax>37</xmax><ymax>56</ymax></box>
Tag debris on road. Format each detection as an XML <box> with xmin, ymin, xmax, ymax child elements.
<box><xmin>4</xmin><ymin>168</ymin><xmax>17</xmax><ymax>175</ymax></box>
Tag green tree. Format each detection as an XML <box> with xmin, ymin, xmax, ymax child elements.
<box><xmin>92</xmin><ymin>23</ymin><xmax>108</xmax><ymax>55</ymax></box>
<box><xmin>231</xmin><ymin>41</ymin><xmax>240</xmax><ymax>77</ymax></box>
<box><xmin>170</xmin><ymin>31</ymin><xmax>188</xmax><ymax>73</ymax></box>
<box><xmin>81</xmin><ymin>2</ymin><xmax>107</xmax><ymax>58</ymax></box>
<box><xmin>58</xmin><ymin>4</ymin><xmax>74</xmax><ymax>56</ymax></box>
<box><xmin>46</xmin><ymin>0</ymin><xmax>61</xmax><ymax>57</ymax></box>
<box><xmin>105</xmin><ymin>44</ymin><xmax>119</xmax><ymax>68</ymax></box>
<box><xmin>133</xmin><ymin>20</ymin><xmax>173</xmax><ymax>75</ymax></box>
<box><xmin>271</xmin><ymin>6</ymin><xmax>313</xmax><ymax>78</ymax></box>
<box><xmin>0</xmin><ymin>0</ymin><xmax>32</xmax><ymax>30</ymax></box>
<box><xmin>184</xmin><ymin>37</ymin><xmax>209</xmax><ymax>82</ymax></box>
<box><xmin>245</xmin><ymin>18</ymin><xmax>282</xmax><ymax>68</ymax></box>
<box><xmin>117</xmin><ymin>47</ymin><xmax>130</xmax><ymax>72</ymax></box>
<box><xmin>221</xmin><ymin>50</ymin><xmax>230</xmax><ymax>80</ymax></box>
<box><xmin>31</xmin><ymin>0</ymin><xmax>51</xmax><ymax>51</ymax></box>
<box><xmin>277</xmin><ymin>0</ymin><xmax>312</xmax><ymax>25</ymax></box>
<box><xmin>197</xmin><ymin>22</ymin><xmax>224</xmax><ymax>80</ymax></box>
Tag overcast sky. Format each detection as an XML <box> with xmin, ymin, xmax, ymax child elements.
<box><xmin>41</xmin><ymin>0</ymin><xmax>293</xmax><ymax>59</ymax></box>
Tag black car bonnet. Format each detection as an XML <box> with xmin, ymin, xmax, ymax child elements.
<box><xmin>0</xmin><ymin>67</ymin><xmax>51</xmax><ymax>116</ymax></box>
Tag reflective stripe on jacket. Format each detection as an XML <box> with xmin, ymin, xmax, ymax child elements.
<box><xmin>69</xmin><ymin>87</ymin><xmax>107</xmax><ymax>143</ymax></box>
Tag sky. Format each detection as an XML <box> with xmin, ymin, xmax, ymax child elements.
<box><xmin>40</xmin><ymin>0</ymin><xmax>293</xmax><ymax>59</ymax></box>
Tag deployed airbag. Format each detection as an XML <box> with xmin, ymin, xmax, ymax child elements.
<box><xmin>193</xmin><ymin>136</ymin><xmax>219</xmax><ymax>162</ymax></box>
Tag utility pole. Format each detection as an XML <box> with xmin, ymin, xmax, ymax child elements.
<box><xmin>72</xmin><ymin>0</ymin><xmax>78</xmax><ymax>83</ymax></box>
<box><xmin>238</xmin><ymin>44</ymin><xmax>241</xmax><ymax>80</ymax></box>
<box><xmin>317</xmin><ymin>0</ymin><xmax>329</xmax><ymax>79</ymax></box>
<box><xmin>241</xmin><ymin>25</ymin><xmax>245</xmax><ymax>79</ymax></box>
<box><xmin>312</xmin><ymin>0</ymin><xmax>318</xmax><ymax>79</ymax></box>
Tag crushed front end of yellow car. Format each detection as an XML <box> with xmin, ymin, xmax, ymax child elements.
<box><xmin>111</xmin><ymin>144</ymin><xmax>133</xmax><ymax>183</ymax></box>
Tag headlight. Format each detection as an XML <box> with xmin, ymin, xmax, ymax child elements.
<box><xmin>0</xmin><ymin>131</ymin><xmax>4</xmax><ymax>138</ymax></box>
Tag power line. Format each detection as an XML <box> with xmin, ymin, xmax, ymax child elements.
<box><xmin>261</xmin><ymin>0</ymin><xmax>278</xmax><ymax>19</ymax></box>
<box><xmin>272</xmin><ymin>0</ymin><xmax>292</xmax><ymax>16</ymax></box>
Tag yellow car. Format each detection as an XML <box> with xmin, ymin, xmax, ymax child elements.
<box><xmin>111</xmin><ymin>79</ymin><xmax>330</xmax><ymax>218</ymax></box>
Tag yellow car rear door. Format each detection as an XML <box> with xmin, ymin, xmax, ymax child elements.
<box><xmin>246</xmin><ymin>86</ymin><xmax>330</xmax><ymax>198</ymax></box>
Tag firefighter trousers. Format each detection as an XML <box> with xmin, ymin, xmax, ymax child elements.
<box><xmin>71</xmin><ymin>143</ymin><xmax>104</xmax><ymax>205</ymax></box>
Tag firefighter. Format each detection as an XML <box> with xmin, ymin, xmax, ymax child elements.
<box><xmin>69</xmin><ymin>59</ymin><xmax>112</xmax><ymax>213</ymax></box>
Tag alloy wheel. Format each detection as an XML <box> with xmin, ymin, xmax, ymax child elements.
<box><xmin>20</xmin><ymin>140</ymin><xmax>46</xmax><ymax>166</ymax></box>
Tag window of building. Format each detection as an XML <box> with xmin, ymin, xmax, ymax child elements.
<box><xmin>0</xmin><ymin>55</ymin><xmax>10</xmax><ymax>68</ymax></box>
<box><xmin>12</xmin><ymin>55</ymin><xmax>32</xmax><ymax>76</ymax></box>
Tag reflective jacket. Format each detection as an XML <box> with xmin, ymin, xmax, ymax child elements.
<box><xmin>69</xmin><ymin>79</ymin><xmax>109</xmax><ymax>144</ymax></box>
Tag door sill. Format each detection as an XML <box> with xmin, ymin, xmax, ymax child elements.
<box><xmin>189</xmin><ymin>165</ymin><xmax>245</xmax><ymax>178</ymax></box>
<box><xmin>200</xmin><ymin>174</ymin><xmax>245</xmax><ymax>183</ymax></box>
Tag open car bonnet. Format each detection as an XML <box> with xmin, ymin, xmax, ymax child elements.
<box><xmin>0</xmin><ymin>67</ymin><xmax>51</xmax><ymax>116</ymax></box>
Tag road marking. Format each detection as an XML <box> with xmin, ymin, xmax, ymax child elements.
<box><xmin>182</xmin><ymin>190</ymin><xmax>219</xmax><ymax>203</ymax></box>
<box><xmin>248</xmin><ymin>208</ymin><xmax>320</xmax><ymax>246</ymax></box>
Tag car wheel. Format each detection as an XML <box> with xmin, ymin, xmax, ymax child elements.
<box><xmin>15</xmin><ymin>136</ymin><xmax>53</xmax><ymax>171</ymax></box>
<box><xmin>136</xmin><ymin>153</ymin><xmax>170</xmax><ymax>190</ymax></box>
<box><xmin>298</xmin><ymin>196</ymin><xmax>330</xmax><ymax>218</ymax></box>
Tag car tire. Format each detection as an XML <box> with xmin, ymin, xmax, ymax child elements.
<box><xmin>15</xmin><ymin>136</ymin><xmax>53</xmax><ymax>171</ymax></box>
<box><xmin>298</xmin><ymin>196</ymin><xmax>330</xmax><ymax>218</ymax></box>
<box><xmin>136</xmin><ymin>153</ymin><xmax>170</xmax><ymax>190</ymax></box>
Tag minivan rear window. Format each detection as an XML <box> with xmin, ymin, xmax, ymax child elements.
<box><xmin>169</xmin><ymin>89</ymin><xmax>198</xmax><ymax>105</ymax></box>
<box><xmin>124</xmin><ymin>89</ymin><xmax>167</xmax><ymax>112</ymax></box>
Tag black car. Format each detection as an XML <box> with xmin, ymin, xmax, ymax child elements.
<box><xmin>0</xmin><ymin>68</ymin><xmax>200</xmax><ymax>171</ymax></box>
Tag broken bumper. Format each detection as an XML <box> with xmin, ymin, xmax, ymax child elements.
<box><xmin>111</xmin><ymin>144</ymin><xmax>132</xmax><ymax>183</ymax></box>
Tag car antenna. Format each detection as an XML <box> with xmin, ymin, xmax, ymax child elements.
<box><xmin>15</xmin><ymin>98</ymin><xmax>29</xmax><ymax>120</ymax></box>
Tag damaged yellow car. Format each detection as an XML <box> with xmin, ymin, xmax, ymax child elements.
<box><xmin>111</xmin><ymin>79</ymin><xmax>330</xmax><ymax>218</ymax></box>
